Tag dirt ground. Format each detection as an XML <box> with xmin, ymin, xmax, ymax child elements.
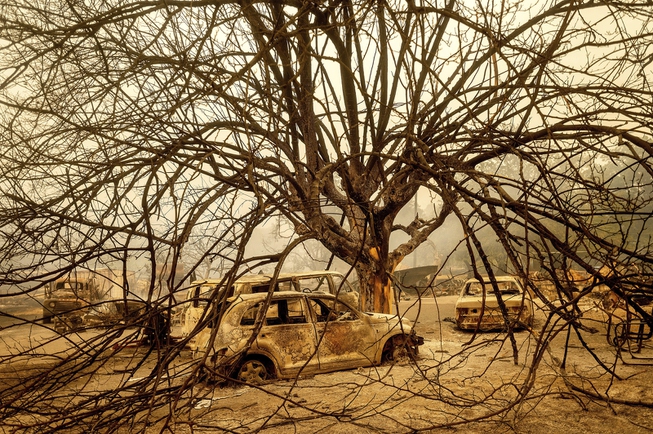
<box><xmin>174</xmin><ymin>327</ymin><xmax>653</xmax><ymax>433</ymax></box>
<box><xmin>3</xmin><ymin>297</ymin><xmax>653</xmax><ymax>433</ymax></box>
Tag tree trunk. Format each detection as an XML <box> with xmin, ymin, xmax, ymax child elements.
<box><xmin>356</xmin><ymin>254</ymin><xmax>395</xmax><ymax>314</ymax></box>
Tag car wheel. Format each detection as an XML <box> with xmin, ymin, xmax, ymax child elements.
<box><xmin>385</xmin><ymin>335</ymin><xmax>413</xmax><ymax>364</ymax></box>
<box><xmin>237</xmin><ymin>359</ymin><xmax>269</xmax><ymax>384</ymax></box>
<box><xmin>392</xmin><ymin>344</ymin><xmax>410</xmax><ymax>362</ymax></box>
<box><xmin>54</xmin><ymin>321</ymin><xmax>67</xmax><ymax>334</ymax></box>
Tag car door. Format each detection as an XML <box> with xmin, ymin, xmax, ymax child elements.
<box><xmin>308</xmin><ymin>296</ymin><xmax>377</xmax><ymax>371</ymax></box>
<box><xmin>250</xmin><ymin>296</ymin><xmax>320</xmax><ymax>377</ymax></box>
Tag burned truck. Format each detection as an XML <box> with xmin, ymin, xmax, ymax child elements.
<box><xmin>42</xmin><ymin>269</ymin><xmax>133</xmax><ymax>332</ymax></box>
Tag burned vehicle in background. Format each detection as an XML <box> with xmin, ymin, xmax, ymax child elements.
<box><xmin>454</xmin><ymin>276</ymin><xmax>534</xmax><ymax>331</ymax></box>
<box><xmin>193</xmin><ymin>291</ymin><xmax>422</xmax><ymax>384</ymax></box>
<box><xmin>392</xmin><ymin>265</ymin><xmax>440</xmax><ymax>300</ymax></box>
<box><xmin>43</xmin><ymin>269</ymin><xmax>133</xmax><ymax>332</ymax></box>
<box><xmin>42</xmin><ymin>269</ymin><xmax>164</xmax><ymax>338</ymax></box>
<box><xmin>180</xmin><ymin>271</ymin><xmax>359</xmax><ymax>346</ymax></box>
<box><xmin>43</xmin><ymin>277</ymin><xmax>95</xmax><ymax>330</ymax></box>
<box><xmin>603</xmin><ymin>290</ymin><xmax>653</xmax><ymax>354</ymax></box>
<box><xmin>600</xmin><ymin>266</ymin><xmax>653</xmax><ymax>358</ymax></box>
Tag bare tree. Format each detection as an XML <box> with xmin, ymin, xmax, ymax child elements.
<box><xmin>1</xmin><ymin>0</ymin><xmax>653</xmax><ymax>432</ymax></box>
<box><xmin>2</xmin><ymin>0</ymin><xmax>652</xmax><ymax>311</ymax></box>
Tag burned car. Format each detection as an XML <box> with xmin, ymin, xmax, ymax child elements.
<box><xmin>181</xmin><ymin>271</ymin><xmax>360</xmax><ymax>344</ymax></box>
<box><xmin>193</xmin><ymin>291</ymin><xmax>422</xmax><ymax>384</ymax></box>
<box><xmin>602</xmin><ymin>288</ymin><xmax>653</xmax><ymax>354</ymax></box>
<box><xmin>454</xmin><ymin>276</ymin><xmax>533</xmax><ymax>331</ymax></box>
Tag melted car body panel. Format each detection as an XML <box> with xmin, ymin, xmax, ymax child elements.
<box><xmin>309</xmin><ymin>296</ymin><xmax>377</xmax><ymax>369</ymax></box>
<box><xmin>247</xmin><ymin>297</ymin><xmax>320</xmax><ymax>376</ymax></box>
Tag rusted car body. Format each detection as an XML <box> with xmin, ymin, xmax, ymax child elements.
<box><xmin>181</xmin><ymin>271</ymin><xmax>359</xmax><ymax>344</ymax></box>
<box><xmin>454</xmin><ymin>276</ymin><xmax>533</xmax><ymax>331</ymax></box>
<box><xmin>193</xmin><ymin>291</ymin><xmax>422</xmax><ymax>383</ymax></box>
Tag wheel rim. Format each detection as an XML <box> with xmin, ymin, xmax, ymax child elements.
<box><xmin>238</xmin><ymin>360</ymin><xmax>268</xmax><ymax>384</ymax></box>
<box><xmin>392</xmin><ymin>345</ymin><xmax>409</xmax><ymax>362</ymax></box>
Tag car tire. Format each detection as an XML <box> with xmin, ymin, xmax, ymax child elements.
<box><xmin>237</xmin><ymin>359</ymin><xmax>269</xmax><ymax>384</ymax></box>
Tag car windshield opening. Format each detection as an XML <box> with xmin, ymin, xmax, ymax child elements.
<box><xmin>466</xmin><ymin>281</ymin><xmax>520</xmax><ymax>296</ymax></box>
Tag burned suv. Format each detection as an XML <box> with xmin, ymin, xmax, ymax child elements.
<box><xmin>181</xmin><ymin>270</ymin><xmax>359</xmax><ymax>344</ymax></box>
<box><xmin>193</xmin><ymin>291</ymin><xmax>422</xmax><ymax>384</ymax></box>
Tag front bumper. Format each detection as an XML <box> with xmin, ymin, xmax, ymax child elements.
<box><xmin>456</xmin><ymin>308</ymin><xmax>530</xmax><ymax>330</ymax></box>
<box><xmin>411</xmin><ymin>331</ymin><xmax>425</xmax><ymax>347</ymax></box>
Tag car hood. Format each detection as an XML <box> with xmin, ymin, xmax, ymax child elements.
<box><xmin>366</xmin><ymin>312</ymin><xmax>412</xmax><ymax>326</ymax></box>
<box><xmin>366</xmin><ymin>312</ymin><xmax>395</xmax><ymax>320</ymax></box>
